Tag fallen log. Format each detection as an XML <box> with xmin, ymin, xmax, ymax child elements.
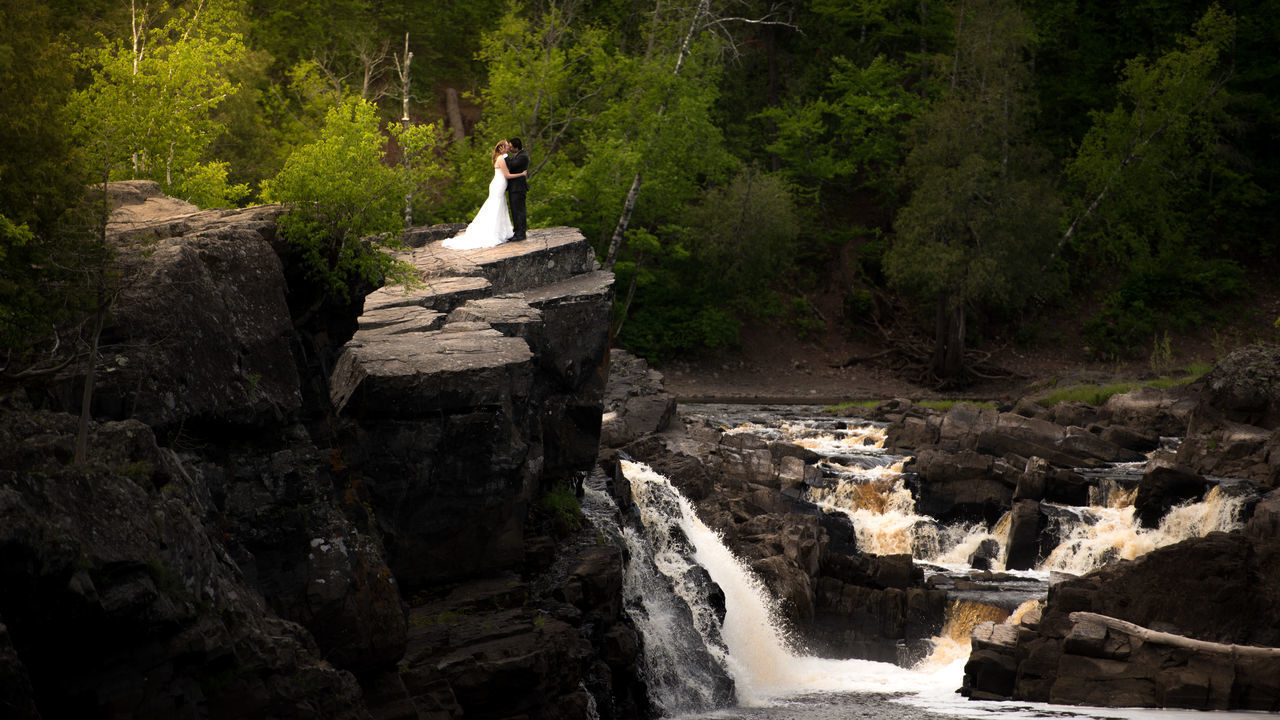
<box><xmin>1069</xmin><ymin>611</ymin><xmax>1280</xmax><ymax>659</ymax></box>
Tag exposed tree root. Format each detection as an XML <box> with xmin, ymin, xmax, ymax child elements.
<box><xmin>834</xmin><ymin>304</ymin><xmax>1026</xmax><ymax>391</ymax></box>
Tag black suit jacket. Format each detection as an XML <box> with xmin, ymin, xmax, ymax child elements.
<box><xmin>505</xmin><ymin>150</ymin><xmax>529</xmax><ymax>193</ymax></box>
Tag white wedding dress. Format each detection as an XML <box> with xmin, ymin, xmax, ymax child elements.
<box><xmin>443</xmin><ymin>160</ymin><xmax>514</xmax><ymax>250</ymax></box>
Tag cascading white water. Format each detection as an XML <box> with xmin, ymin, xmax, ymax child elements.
<box><xmin>790</xmin><ymin>421</ymin><xmax>1245</xmax><ymax>576</ymax></box>
<box><xmin>617</xmin><ymin>460</ymin><xmax>956</xmax><ymax>710</ymax></box>
<box><xmin>604</xmin><ymin>455</ymin><xmax>1255</xmax><ymax>720</ymax></box>
<box><xmin>1041</xmin><ymin>485</ymin><xmax>1247</xmax><ymax>574</ymax></box>
<box><xmin>603</xmin><ymin>405</ymin><xmax>1258</xmax><ymax>719</ymax></box>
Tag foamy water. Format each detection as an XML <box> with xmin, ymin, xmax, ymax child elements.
<box><xmin>623</xmin><ymin>406</ymin><xmax>1258</xmax><ymax>719</ymax></box>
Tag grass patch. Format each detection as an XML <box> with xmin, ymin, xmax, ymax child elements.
<box><xmin>917</xmin><ymin>400</ymin><xmax>996</xmax><ymax>412</ymax></box>
<box><xmin>1037</xmin><ymin>363</ymin><xmax>1210</xmax><ymax>407</ymax></box>
<box><xmin>823</xmin><ymin>399</ymin><xmax>997</xmax><ymax>414</ymax></box>
<box><xmin>538</xmin><ymin>481</ymin><xmax>584</xmax><ymax>537</ymax></box>
<box><xmin>824</xmin><ymin>400</ymin><xmax>879</xmax><ymax>413</ymax></box>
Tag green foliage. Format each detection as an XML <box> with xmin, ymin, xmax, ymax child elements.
<box><xmin>178</xmin><ymin>161</ymin><xmax>251</xmax><ymax>209</ymax></box>
<box><xmin>760</xmin><ymin>55</ymin><xmax>924</xmax><ymax>194</ymax></box>
<box><xmin>67</xmin><ymin>0</ymin><xmax>248</xmax><ymax>204</ymax></box>
<box><xmin>261</xmin><ymin>97</ymin><xmax>416</xmax><ymax>301</ymax></box>
<box><xmin>0</xmin><ymin>217</ymin><xmax>40</xmax><ymax>349</ymax></box>
<box><xmin>1083</xmin><ymin>255</ymin><xmax>1246</xmax><ymax>359</ymax></box>
<box><xmin>0</xmin><ymin>1</ymin><xmax>85</xmax><ymax>232</ymax></box>
<box><xmin>1063</xmin><ymin>5</ymin><xmax>1245</xmax><ymax>265</ymax></box>
<box><xmin>786</xmin><ymin>297</ymin><xmax>827</xmax><ymax>341</ymax></box>
<box><xmin>682</xmin><ymin>167</ymin><xmax>800</xmax><ymax>296</ymax></box>
<box><xmin>538</xmin><ymin>482</ymin><xmax>584</xmax><ymax>537</ymax></box>
<box><xmin>618</xmin><ymin>297</ymin><xmax>740</xmax><ymax>363</ymax></box>
<box><xmin>886</xmin><ymin>0</ymin><xmax>1064</xmax><ymax>377</ymax></box>
<box><xmin>1036</xmin><ymin>367</ymin><xmax>1207</xmax><ymax>407</ymax></box>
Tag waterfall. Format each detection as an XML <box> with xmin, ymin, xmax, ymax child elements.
<box><xmin>1040</xmin><ymin>485</ymin><xmax>1246</xmax><ymax>574</ymax></box>
<box><xmin>582</xmin><ymin>482</ymin><xmax>735</xmax><ymax>715</ymax></box>
<box><xmin>599</xmin><ymin>405</ymin><xmax>1257</xmax><ymax>719</ymax></box>
<box><xmin>604</xmin><ymin>460</ymin><xmax>958</xmax><ymax>714</ymax></box>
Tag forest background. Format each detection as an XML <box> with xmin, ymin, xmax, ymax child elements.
<box><xmin>2</xmin><ymin>0</ymin><xmax>1278</xmax><ymax>392</ymax></box>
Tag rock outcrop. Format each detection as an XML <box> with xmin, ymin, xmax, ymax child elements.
<box><xmin>330</xmin><ymin>228</ymin><xmax>612</xmax><ymax>590</ymax></box>
<box><xmin>957</xmin><ymin>345</ymin><xmax>1280</xmax><ymax>711</ymax></box>
<box><xmin>2</xmin><ymin>184</ymin><xmax>640</xmax><ymax>719</ymax></box>
<box><xmin>0</xmin><ymin>411</ymin><xmax>368</xmax><ymax>719</ymax></box>
<box><xmin>1176</xmin><ymin>344</ymin><xmax>1280</xmax><ymax>488</ymax></box>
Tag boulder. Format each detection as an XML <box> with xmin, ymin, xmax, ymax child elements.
<box><xmin>329</xmin><ymin>228</ymin><xmax>613</xmax><ymax>591</ymax></box>
<box><xmin>601</xmin><ymin>350</ymin><xmax>677</xmax><ymax>448</ymax></box>
<box><xmin>1005</xmin><ymin>499</ymin><xmax>1046</xmax><ymax>571</ymax></box>
<box><xmin>1191</xmin><ymin>343</ymin><xmax>1280</xmax><ymax>429</ymax></box>
<box><xmin>1134</xmin><ymin>460</ymin><xmax>1209</xmax><ymax>529</ymax></box>
<box><xmin>905</xmin><ymin>449</ymin><xmax>1017</xmax><ymax>524</ymax></box>
<box><xmin>961</xmin><ymin>507</ymin><xmax>1280</xmax><ymax>710</ymax></box>
<box><xmin>1098</xmin><ymin>385</ymin><xmax>1197</xmax><ymax>438</ymax></box>
<box><xmin>87</xmin><ymin>202</ymin><xmax>301</xmax><ymax>429</ymax></box>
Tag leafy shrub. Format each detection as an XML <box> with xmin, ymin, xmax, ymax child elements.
<box><xmin>1084</xmin><ymin>255</ymin><xmax>1245</xmax><ymax>359</ymax></box>
<box><xmin>538</xmin><ymin>482</ymin><xmax>584</xmax><ymax>538</ymax></box>
<box><xmin>618</xmin><ymin>301</ymin><xmax>740</xmax><ymax>363</ymax></box>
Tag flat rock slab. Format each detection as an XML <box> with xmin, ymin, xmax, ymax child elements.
<box><xmin>331</xmin><ymin>326</ymin><xmax>533</xmax><ymax>415</ymax></box>
<box><xmin>357</xmin><ymin>306</ymin><xmax>445</xmax><ymax>336</ymax></box>
<box><xmin>523</xmin><ymin>269</ymin><xmax>615</xmax><ymax>307</ymax></box>
<box><xmin>363</xmin><ymin>275</ymin><xmax>493</xmax><ymax>314</ymax></box>
<box><xmin>447</xmin><ymin>296</ymin><xmax>542</xmax><ymax>340</ymax></box>
<box><xmin>406</xmin><ymin>227</ymin><xmax>596</xmax><ymax>295</ymax></box>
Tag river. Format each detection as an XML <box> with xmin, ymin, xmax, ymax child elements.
<box><xmin>586</xmin><ymin>403</ymin><xmax>1260</xmax><ymax>720</ymax></box>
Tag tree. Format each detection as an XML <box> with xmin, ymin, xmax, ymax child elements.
<box><xmin>261</xmin><ymin>97</ymin><xmax>429</xmax><ymax>307</ymax></box>
<box><xmin>68</xmin><ymin>0</ymin><xmax>249</xmax><ymax>207</ymax></box>
<box><xmin>759</xmin><ymin>54</ymin><xmax>924</xmax><ymax>201</ymax></box>
<box><xmin>0</xmin><ymin>0</ymin><xmax>91</xmax><ymax>361</ymax></box>
<box><xmin>1059</xmin><ymin>4</ymin><xmax>1243</xmax><ymax>265</ymax></box>
<box><xmin>885</xmin><ymin>0</ymin><xmax>1062</xmax><ymax>384</ymax></box>
<box><xmin>599</xmin><ymin>0</ymin><xmax>795</xmax><ymax>269</ymax></box>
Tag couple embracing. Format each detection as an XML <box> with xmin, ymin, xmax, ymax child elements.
<box><xmin>443</xmin><ymin>138</ymin><xmax>529</xmax><ymax>250</ymax></box>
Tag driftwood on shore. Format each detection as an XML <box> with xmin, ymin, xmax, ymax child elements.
<box><xmin>1069</xmin><ymin>611</ymin><xmax>1280</xmax><ymax>658</ymax></box>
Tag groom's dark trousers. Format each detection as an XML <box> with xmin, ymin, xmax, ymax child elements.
<box><xmin>506</xmin><ymin>149</ymin><xmax>529</xmax><ymax>240</ymax></box>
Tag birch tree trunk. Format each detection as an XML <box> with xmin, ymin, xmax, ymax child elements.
<box><xmin>602</xmin><ymin>0</ymin><xmax>710</xmax><ymax>271</ymax></box>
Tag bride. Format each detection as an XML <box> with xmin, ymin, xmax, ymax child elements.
<box><xmin>443</xmin><ymin>140</ymin><xmax>527</xmax><ymax>250</ymax></box>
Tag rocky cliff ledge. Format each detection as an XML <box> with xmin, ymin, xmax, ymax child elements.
<box><xmin>0</xmin><ymin>182</ymin><xmax>643</xmax><ymax>719</ymax></box>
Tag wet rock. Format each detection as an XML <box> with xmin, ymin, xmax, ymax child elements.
<box><xmin>905</xmin><ymin>449</ymin><xmax>1016</xmax><ymax>525</ymax></box>
<box><xmin>1004</xmin><ymin>499</ymin><xmax>1046</xmax><ymax>571</ymax></box>
<box><xmin>967</xmin><ymin>538</ymin><xmax>1002</xmax><ymax>570</ymax></box>
<box><xmin>1095</xmin><ymin>423</ymin><xmax>1161</xmax><ymax>453</ymax></box>
<box><xmin>601</xmin><ymin>350</ymin><xmax>677</xmax><ymax>448</ymax></box>
<box><xmin>1134</xmin><ymin>460</ymin><xmax>1209</xmax><ymax>529</ymax></box>
<box><xmin>962</xmin><ymin>506</ymin><xmax>1280</xmax><ymax>710</ymax></box>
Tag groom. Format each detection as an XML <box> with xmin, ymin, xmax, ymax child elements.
<box><xmin>505</xmin><ymin>137</ymin><xmax>529</xmax><ymax>241</ymax></box>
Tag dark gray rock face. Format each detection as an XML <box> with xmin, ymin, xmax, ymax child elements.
<box><xmin>601</xmin><ymin>349</ymin><xmax>678</xmax><ymax>447</ymax></box>
<box><xmin>5</xmin><ymin>185</ymin><xmax>634</xmax><ymax>720</ymax></box>
<box><xmin>91</xmin><ymin>198</ymin><xmax>300</xmax><ymax>429</ymax></box>
<box><xmin>0</xmin><ymin>412</ymin><xmax>368</xmax><ymax>719</ymax></box>
<box><xmin>1176</xmin><ymin>344</ymin><xmax>1280</xmax><ymax>488</ymax></box>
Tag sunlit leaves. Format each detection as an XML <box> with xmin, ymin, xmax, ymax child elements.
<box><xmin>68</xmin><ymin>0</ymin><xmax>247</xmax><ymax>205</ymax></box>
<box><xmin>261</xmin><ymin>97</ymin><xmax>415</xmax><ymax>300</ymax></box>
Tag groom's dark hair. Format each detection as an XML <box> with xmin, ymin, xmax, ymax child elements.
<box><xmin>508</xmin><ymin>137</ymin><xmax>523</xmax><ymax>151</ymax></box>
